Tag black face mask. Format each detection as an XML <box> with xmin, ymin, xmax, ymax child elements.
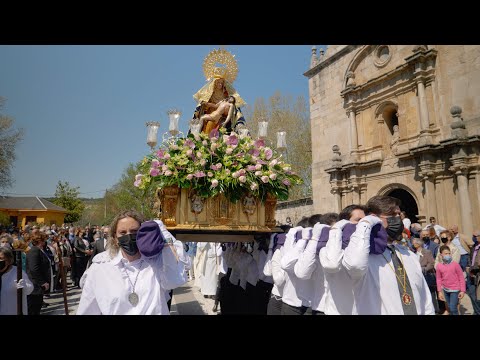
<box><xmin>440</xmin><ymin>237</ymin><xmax>448</xmax><ymax>243</ymax></box>
<box><xmin>386</xmin><ymin>216</ymin><xmax>404</xmax><ymax>240</ymax></box>
<box><xmin>422</xmin><ymin>237</ymin><xmax>430</xmax><ymax>243</ymax></box>
<box><xmin>117</xmin><ymin>233</ymin><xmax>138</xmax><ymax>256</ymax></box>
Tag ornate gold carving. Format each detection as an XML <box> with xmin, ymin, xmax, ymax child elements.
<box><xmin>188</xmin><ymin>189</ymin><xmax>205</xmax><ymax>215</ymax></box>
<box><xmin>265</xmin><ymin>193</ymin><xmax>277</xmax><ymax>228</ymax></box>
<box><xmin>203</xmin><ymin>48</ymin><xmax>238</xmax><ymax>83</ymax></box>
<box><xmin>242</xmin><ymin>194</ymin><xmax>257</xmax><ymax>216</ymax></box>
<box><xmin>209</xmin><ymin>193</ymin><xmax>236</xmax><ymax>225</ymax></box>
<box><xmin>160</xmin><ymin>185</ymin><xmax>180</xmax><ymax>227</ymax></box>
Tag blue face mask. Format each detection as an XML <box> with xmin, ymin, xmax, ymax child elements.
<box><xmin>443</xmin><ymin>255</ymin><xmax>452</xmax><ymax>264</ymax></box>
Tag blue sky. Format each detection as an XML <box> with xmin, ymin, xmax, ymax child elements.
<box><xmin>0</xmin><ymin>45</ymin><xmax>325</xmax><ymax>198</ymax></box>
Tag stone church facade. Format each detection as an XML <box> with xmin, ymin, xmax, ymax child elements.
<box><xmin>304</xmin><ymin>45</ymin><xmax>480</xmax><ymax>235</ymax></box>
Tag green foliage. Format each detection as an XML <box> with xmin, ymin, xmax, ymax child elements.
<box><xmin>135</xmin><ymin>129</ymin><xmax>303</xmax><ymax>204</ymax></box>
<box><xmin>243</xmin><ymin>92</ymin><xmax>312</xmax><ymax>200</ymax></box>
<box><xmin>0</xmin><ymin>212</ymin><xmax>10</xmax><ymax>226</ymax></box>
<box><xmin>106</xmin><ymin>162</ymin><xmax>157</xmax><ymax>221</ymax></box>
<box><xmin>52</xmin><ymin>181</ymin><xmax>85</xmax><ymax>223</ymax></box>
<box><xmin>0</xmin><ymin>97</ymin><xmax>24</xmax><ymax>189</ymax></box>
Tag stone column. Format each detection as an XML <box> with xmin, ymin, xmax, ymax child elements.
<box><xmin>348</xmin><ymin>110</ymin><xmax>358</xmax><ymax>154</ymax></box>
<box><xmin>417</xmin><ymin>80</ymin><xmax>431</xmax><ymax>145</ymax></box>
<box><xmin>332</xmin><ymin>189</ymin><xmax>342</xmax><ymax>213</ymax></box>
<box><xmin>455</xmin><ymin>168</ymin><xmax>474</xmax><ymax>236</ymax></box>
<box><xmin>423</xmin><ymin>173</ymin><xmax>438</xmax><ymax>220</ymax></box>
<box><xmin>352</xmin><ymin>185</ymin><xmax>360</xmax><ymax>204</ymax></box>
<box><xmin>475</xmin><ymin>167</ymin><xmax>480</xmax><ymax>220</ymax></box>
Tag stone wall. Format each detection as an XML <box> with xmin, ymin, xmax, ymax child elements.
<box><xmin>305</xmin><ymin>45</ymin><xmax>480</xmax><ymax>233</ymax></box>
<box><xmin>275</xmin><ymin>197</ymin><xmax>314</xmax><ymax>226</ymax></box>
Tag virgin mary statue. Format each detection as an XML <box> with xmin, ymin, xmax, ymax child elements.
<box><xmin>191</xmin><ymin>48</ymin><xmax>247</xmax><ymax>135</ymax></box>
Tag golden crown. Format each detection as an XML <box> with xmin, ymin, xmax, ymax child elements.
<box><xmin>203</xmin><ymin>48</ymin><xmax>238</xmax><ymax>83</ymax></box>
<box><xmin>213</xmin><ymin>66</ymin><xmax>228</xmax><ymax>79</ymax></box>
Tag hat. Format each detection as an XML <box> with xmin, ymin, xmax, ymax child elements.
<box><xmin>136</xmin><ymin>220</ymin><xmax>166</xmax><ymax>258</ymax></box>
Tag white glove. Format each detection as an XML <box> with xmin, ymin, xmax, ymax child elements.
<box><xmin>312</xmin><ymin>223</ymin><xmax>325</xmax><ymax>240</ymax></box>
<box><xmin>302</xmin><ymin>227</ymin><xmax>312</xmax><ymax>240</ymax></box>
<box><xmin>332</xmin><ymin>219</ymin><xmax>350</xmax><ymax>230</ymax></box>
<box><xmin>268</xmin><ymin>234</ymin><xmax>276</xmax><ymax>250</ymax></box>
<box><xmin>16</xmin><ymin>279</ymin><xmax>26</xmax><ymax>289</ymax></box>
<box><xmin>359</xmin><ymin>215</ymin><xmax>382</xmax><ymax>227</ymax></box>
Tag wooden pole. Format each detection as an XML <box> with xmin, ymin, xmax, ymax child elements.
<box><xmin>57</xmin><ymin>245</ymin><xmax>69</xmax><ymax>315</ymax></box>
<box><xmin>15</xmin><ymin>250</ymin><xmax>23</xmax><ymax>315</ymax></box>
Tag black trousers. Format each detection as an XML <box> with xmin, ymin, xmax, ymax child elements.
<box><xmin>27</xmin><ymin>293</ymin><xmax>43</xmax><ymax>315</ymax></box>
<box><xmin>74</xmin><ymin>257</ymin><xmax>88</xmax><ymax>286</ymax></box>
<box><xmin>167</xmin><ymin>290</ymin><xmax>173</xmax><ymax>311</ymax></box>
<box><xmin>312</xmin><ymin>310</ymin><xmax>325</xmax><ymax>315</ymax></box>
<box><xmin>281</xmin><ymin>302</ymin><xmax>308</xmax><ymax>315</ymax></box>
<box><xmin>267</xmin><ymin>294</ymin><xmax>283</xmax><ymax>315</ymax></box>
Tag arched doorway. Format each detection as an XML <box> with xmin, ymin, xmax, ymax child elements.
<box><xmin>386</xmin><ymin>188</ymin><xmax>419</xmax><ymax>224</ymax></box>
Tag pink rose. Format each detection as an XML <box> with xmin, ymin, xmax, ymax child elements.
<box><xmin>282</xmin><ymin>179</ymin><xmax>291</xmax><ymax>186</ymax></box>
<box><xmin>255</xmin><ymin>171</ymin><xmax>262</xmax><ymax>176</ymax></box>
<box><xmin>226</xmin><ymin>147</ymin><xmax>233</xmax><ymax>155</ymax></box>
<box><xmin>250</xmin><ymin>183</ymin><xmax>258</xmax><ymax>191</ymax></box>
<box><xmin>151</xmin><ymin>159</ymin><xmax>160</xmax><ymax>168</ymax></box>
<box><xmin>261</xmin><ymin>176</ymin><xmax>269</xmax><ymax>183</ymax></box>
<box><xmin>239</xmin><ymin>176</ymin><xmax>246</xmax><ymax>183</ymax></box>
<box><xmin>186</xmin><ymin>174</ymin><xmax>193</xmax><ymax>180</ymax></box>
<box><xmin>211</xmin><ymin>179</ymin><xmax>219</xmax><ymax>188</ymax></box>
<box><xmin>269</xmin><ymin>173</ymin><xmax>277</xmax><ymax>180</ymax></box>
<box><xmin>150</xmin><ymin>168</ymin><xmax>160</xmax><ymax>177</ymax></box>
<box><xmin>208</xmin><ymin>172</ymin><xmax>214</xmax><ymax>177</ymax></box>
<box><xmin>164</xmin><ymin>170</ymin><xmax>173</xmax><ymax>176</ymax></box>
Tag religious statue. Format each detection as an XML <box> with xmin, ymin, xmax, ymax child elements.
<box><xmin>390</xmin><ymin>124</ymin><xmax>400</xmax><ymax>155</ymax></box>
<box><xmin>200</xmin><ymin>96</ymin><xmax>237</xmax><ymax>135</ymax></box>
<box><xmin>192</xmin><ymin>48</ymin><xmax>247</xmax><ymax>134</ymax></box>
<box><xmin>242</xmin><ymin>194</ymin><xmax>257</xmax><ymax>215</ymax></box>
<box><xmin>189</xmin><ymin>191</ymin><xmax>205</xmax><ymax>214</ymax></box>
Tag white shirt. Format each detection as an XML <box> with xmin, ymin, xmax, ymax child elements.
<box><xmin>422</xmin><ymin>224</ymin><xmax>446</xmax><ymax>237</ymax></box>
<box><xmin>270</xmin><ymin>248</ymin><xmax>286</xmax><ymax>297</ymax></box>
<box><xmin>402</xmin><ymin>218</ymin><xmax>411</xmax><ymax>231</ymax></box>
<box><xmin>294</xmin><ymin>224</ymin><xmax>329</xmax><ymax>312</ymax></box>
<box><xmin>0</xmin><ymin>266</ymin><xmax>33</xmax><ymax>315</ymax></box>
<box><xmin>343</xmin><ymin>221</ymin><xmax>435</xmax><ymax>315</ymax></box>
<box><xmin>319</xmin><ymin>221</ymin><xmax>356</xmax><ymax>315</ymax></box>
<box><xmin>77</xmin><ymin>242</ymin><xmax>188</xmax><ymax>315</ymax></box>
<box><xmin>215</xmin><ymin>244</ymin><xmax>228</xmax><ymax>275</ymax></box>
<box><xmin>280</xmin><ymin>229</ymin><xmax>313</xmax><ymax>307</ymax></box>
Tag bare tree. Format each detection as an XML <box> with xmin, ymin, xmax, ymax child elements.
<box><xmin>243</xmin><ymin>92</ymin><xmax>312</xmax><ymax>200</ymax></box>
<box><xmin>0</xmin><ymin>97</ymin><xmax>24</xmax><ymax>189</ymax></box>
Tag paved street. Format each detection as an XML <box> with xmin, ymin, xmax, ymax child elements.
<box><xmin>41</xmin><ymin>276</ymin><xmax>475</xmax><ymax>315</ymax></box>
<box><xmin>41</xmin><ymin>276</ymin><xmax>217</xmax><ymax>315</ymax></box>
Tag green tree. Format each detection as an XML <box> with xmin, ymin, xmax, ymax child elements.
<box><xmin>106</xmin><ymin>162</ymin><xmax>156</xmax><ymax>222</ymax></box>
<box><xmin>52</xmin><ymin>181</ymin><xmax>85</xmax><ymax>223</ymax></box>
<box><xmin>0</xmin><ymin>212</ymin><xmax>10</xmax><ymax>227</ymax></box>
<box><xmin>0</xmin><ymin>97</ymin><xmax>24</xmax><ymax>189</ymax></box>
<box><xmin>243</xmin><ymin>92</ymin><xmax>312</xmax><ymax>200</ymax></box>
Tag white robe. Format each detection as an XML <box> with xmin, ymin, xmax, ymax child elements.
<box><xmin>199</xmin><ymin>242</ymin><xmax>218</xmax><ymax>296</ymax></box>
<box><xmin>0</xmin><ymin>266</ymin><xmax>34</xmax><ymax>315</ymax></box>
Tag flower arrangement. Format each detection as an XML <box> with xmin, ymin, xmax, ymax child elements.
<box><xmin>134</xmin><ymin>129</ymin><xmax>303</xmax><ymax>204</ymax></box>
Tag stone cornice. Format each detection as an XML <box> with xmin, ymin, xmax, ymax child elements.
<box><xmin>304</xmin><ymin>45</ymin><xmax>359</xmax><ymax>78</ymax></box>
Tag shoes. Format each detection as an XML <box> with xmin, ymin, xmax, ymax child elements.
<box><xmin>212</xmin><ymin>304</ymin><xmax>218</xmax><ymax>312</ymax></box>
